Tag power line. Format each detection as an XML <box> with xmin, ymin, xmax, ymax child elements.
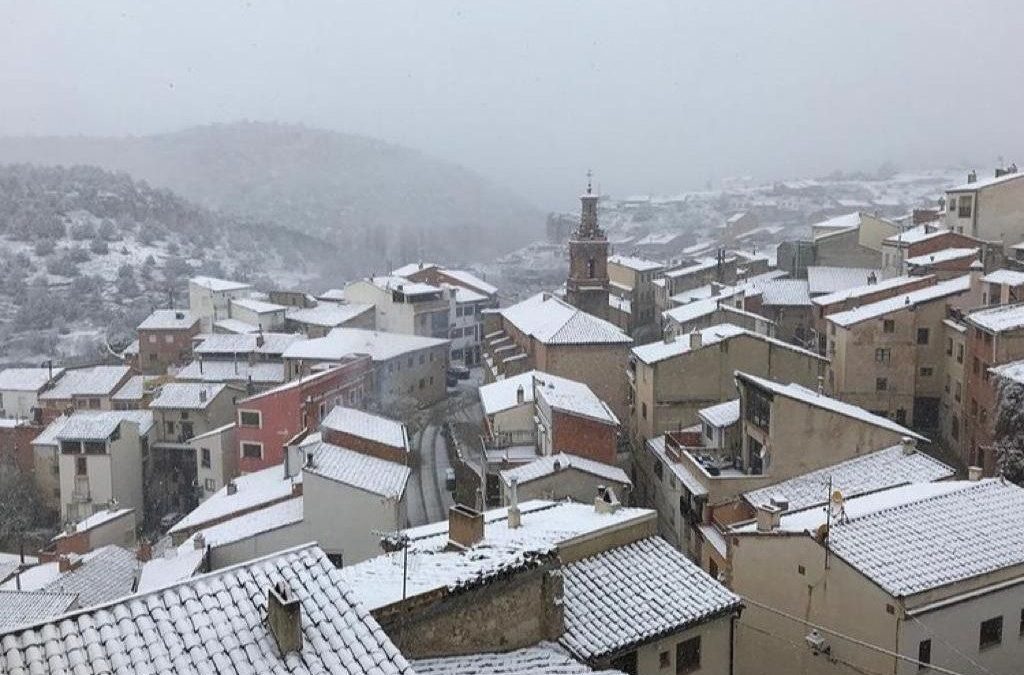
<box><xmin>737</xmin><ymin>620</ymin><xmax>885</xmax><ymax>675</ymax></box>
<box><xmin>741</xmin><ymin>596</ymin><xmax>974</xmax><ymax>675</ymax></box>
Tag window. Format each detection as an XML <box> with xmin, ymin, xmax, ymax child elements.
<box><xmin>659</xmin><ymin>651</ymin><xmax>671</xmax><ymax>669</ymax></box>
<box><xmin>675</xmin><ymin>636</ymin><xmax>700</xmax><ymax>674</ymax></box>
<box><xmin>979</xmin><ymin>616</ymin><xmax>1002</xmax><ymax>649</ymax></box>
<box><xmin>88</xmin><ymin>398</ymin><xmax>100</xmax><ymax>409</ymax></box>
<box><xmin>957</xmin><ymin>344</ymin><xmax>964</xmax><ymax>363</ymax></box>
<box><xmin>948</xmin><ymin>196</ymin><xmax>956</xmax><ymax>212</ymax></box>
<box><xmin>918</xmin><ymin>639</ymin><xmax>931</xmax><ymax>669</ymax></box>
<box><xmin>958</xmin><ymin>194</ymin><xmax>973</xmax><ymax>218</ymax></box>
<box><xmin>983</xmin><ymin>363</ymin><xmax>991</xmax><ymax>382</ymax></box>
<box><xmin>164</xmin><ymin>421</ymin><xmax>175</xmax><ymax>435</ymax></box>
<box><xmin>241</xmin><ymin>442</ymin><xmax>263</xmax><ymax>459</ymax></box>
<box><xmin>164</xmin><ymin>334</ymin><xmax>174</xmax><ymax>344</ymax></box>
<box><xmin>896</xmin><ymin>409</ymin><xmax>907</xmax><ymax>425</ymax></box>
<box><xmin>946</xmin><ymin>338</ymin><xmax>953</xmax><ymax>356</ymax></box>
<box><xmin>955</xmin><ymin>381</ymin><xmax>962</xmax><ymax>402</ymax></box>
<box><xmin>876</xmin><ymin>377</ymin><xmax>888</xmax><ymax>391</ymax></box>
<box><xmin>919</xmin><ymin>367</ymin><xmax>934</xmax><ymax>377</ymax></box>
<box><xmin>200</xmin><ymin>447</ymin><xmax>211</xmax><ymax>469</ymax></box>
<box><xmin>875</xmin><ymin>348</ymin><xmax>891</xmax><ymax>364</ymax></box>
<box><xmin>239</xmin><ymin>410</ymin><xmax>261</xmax><ymax>427</ymax></box>
<box><xmin>883</xmin><ymin>319</ymin><xmax>895</xmax><ymax>333</ymax></box>
<box><xmin>916</xmin><ymin>328</ymin><xmax>930</xmax><ymax>345</ymax></box>
<box><xmin>204</xmin><ymin>478</ymin><xmax>216</xmax><ymax>492</ymax></box>
<box><xmin>641</xmin><ymin>402</ymin><xmax>647</xmax><ymax>420</ymax></box>
<box><xmin>75</xmin><ymin>456</ymin><xmax>87</xmax><ymax>476</ymax></box>
<box><xmin>746</xmin><ymin>389</ymin><xmax>771</xmax><ymax>429</ymax></box>
<box><xmin>419</xmin><ymin>354</ymin><xmax>425</xmax><ymax>365</ymax></box>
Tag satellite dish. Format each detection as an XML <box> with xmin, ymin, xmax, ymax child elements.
<box><xmin>831</xmin><ymin>490</ymin><xmax>844</xmax><ymax>504</ymax></box>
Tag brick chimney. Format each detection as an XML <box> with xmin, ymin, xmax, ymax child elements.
<box><xmin>266</xmin><ymin>581</ymin><xmax>303</xmax><ymax>654</ymax></box>
<box><xmin>58</xmin><ymin>554</ymin><xmax>82</xmax><ymax>573</ymax></box>
<box><xmin>136</xmin><ymin>539</ymin><xmax>153</xmax><ymax>562</ymax></box>
<box><xmin>447</xmin><ymin>505</ymin><xmax>484</xmax><ymax>549</ymax></box>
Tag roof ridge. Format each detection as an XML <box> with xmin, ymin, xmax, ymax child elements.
<box><xmin>837</xmin><ymin>480</ymin><xmax>993</xmax><ymax>527</ymax></box>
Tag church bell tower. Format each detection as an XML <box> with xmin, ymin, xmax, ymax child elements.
<box><xmin>565</xmin><ymin>171</ymin><xmax>610</xmax><ymax>320</ymax></box>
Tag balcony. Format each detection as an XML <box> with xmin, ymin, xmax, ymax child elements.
<box><xmin>658</xmin><ymin>432</ymin><xmax>773</xmax><ymax>505</ymax></box>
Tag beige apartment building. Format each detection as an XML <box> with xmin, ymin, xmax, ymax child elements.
<box><xmin>629</xmin><ymin>323</ymin><xmax>828</xmax><ymax>447</ymax></box>
<box><xmin>344</xmin><ymin>276</ymin><xmax>451</xmax><ymax>339</ymax></box>
<box><xmin>812</xmin><ymin>212</ymin><xmax>899</xmax><ymax>269</ymax></box>
<box><xmin>826</xmin><ymin>274</ymin><xmax>979</xmax><ymax>429</ymax></box>
<box><xmin>938</xmin><ymin>316</ymin><xmax>968</xmax><ymax>456</ymax></box>
<box><xmin>187</xmin><ymin>276</ymin><xmax>253</xmax><ymax>332</ymax></box>
<box><xmin>607</xmin><ymin>254</ymin><xmax>664</xmax><ymax>334</ymax></box>
<box><xmin>944</xmin><ymin>168</ymin><xmax>1024</xmax><ymax>246</ymax></box>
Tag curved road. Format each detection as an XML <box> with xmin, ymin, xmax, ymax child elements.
<box><xmin>406</xmin><ymin>420</ymin><xmax>456</xmax><ymax>527</ymax></box>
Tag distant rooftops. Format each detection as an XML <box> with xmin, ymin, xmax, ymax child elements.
<box><xmin>0</xmin><ymin>367</ymin><xmax>64</xmax><ymax>392</ymax></box>
<box><xmin>608</xmin><ymin>254</ymin><xmax>663</xmax><ymax>272</ymax></box>
<box><xmin>190</xmin><ymin>275</ymin><xmax>252</xmax><ymax>292</ymax></box>
<box><xmin>826</xmin><ymin>275</ymin><xmax>970</xmax><ymax>328</ymax></box>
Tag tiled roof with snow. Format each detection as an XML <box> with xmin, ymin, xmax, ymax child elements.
<box><xmin>947</xmin><ymin>171</ymin><xmax>1024</xmax><ymax>192</ymax></box>
<box><xmin>149</xmin><ymin>383</ymin><xmax>226</xmax><ymax>410</ymax></box>
<box><xmin>966</xmin><ymin>302</ymin><xmax>1024</xmax><ymax>333</ymax></box>
<box><xmin>41</xmin><ymin>545</ymin><xmax>139</xmax><ymax>609</ymax></box>
<box><xmin>882</xmin><ymin>225</ymin><xmax>953</xmax><ymax>245</ymax></box>
<box><xmin>742</xmin><ymin>444</ymin><xmax>954</xmax><ymax>512</ymax></box>
<box><xmin>663</xmin><ymin>294</ymin><xmax>741</xmax><ymax>325</ymax></box>
<box><xmin>341</xmin><ymin>501</ymin><xmax>652</xmax><ymax>611</ymax></box>
<box><xmin>561</xmin><ymin>537</ymin><xmax>741</xmax><ymax>661</ymax></box>
<box><xmin>811</xmin><ymin>212</ymin><xmax>861</xmax><ymax>232</ymax></box>
<box><xmin>736</xmin><ymin>372</ymin><xmax>927</xmax><ymax>441</ymax></box>
<box><xmin>632</xmin><ymin>324</ymin><xmax>746</xmax><ymax>364</ymax></box>
<box><xmin>367</xmin><ymin>275</ymin><xmax>443</xmax><ymax>296</ymax></box>
<box><xmin>824</xmin><ymin>481</ymin><xmax>1024</xmax><ymax>597</ymax></box>
<box><xmin>664</xmin><ymin>257</ymin><xmax>721</xmax><ymax>279</ymax></box>
<box><xmin>412</xmin><ymin>642</ymin><xmax>623</xmax><ymax>675</ymax></box>
<box><xmin>286</xmin><ymin>303</ymin><xmax>374</xmax><ymax>327</ymax></box>
<box><xmin>0</xmin><ymin>544</ymin><xmax>413</xmax><ymax>675</ymax></box>
<box><xmin>446</xmin><ymin>284</ymin><xmax>488</xmax><ymax>304</ymax></box>
<box><xmin>440</xmin><ymin>269</ymin><xmax>498</xmax><ymax>296</ymax></box>
<box><xmin>230</xmin><ymin>297</ymin><xmax>287</xmax><ymax>314</ymax></box>
<box><xmin>321</xmin><ymin>406</ymin><xmax>408</xmax><ymax>450</ymax></box>
<box><xmin>53</xmin><ymin>411</ymin><xmax>154</xmax><ymax>442</ymax></box>
<box><xmin>0</xmin><ymin>591</ymin><xmax>77</xmax><ymax>631</ymax></box>
<box><xmin>189</xmin><ymin>275</ymin><xmax>251</xmax><ymax>292</ymax></box>
<box><xmin>698</xmin><ymin>399</ymin><xmax>740</xmax><ymax>428</ymax></box>
<box><xmin>608</xmin><ymin>255</ymin><xmax>663</xmax><ymax>272</ymax></box>
<box><xmin>479</xmin><ymin>370</ymin><xmax>539</xmax><ymax>415</ymax></box>
<box><xmin>53</xmin><ymin>508</ymin><xmax>134</xmax><ymax>540</ymax></box>
<box><xmin>826</xmin><ymin>275</ymin><xmax>971</xmax><ymax>327</ymax></box>
<box><xmin>806</xmin><ymin>267</ymin><xmax>880</xmax><ymax>296</ymax></box>
<box><xmin>499</xmin><ymin>294</ymin><xmax>632</xmax><ymax>346</ymax></box>
<box><xmin>38</xmin><ymin>366</ymin><xmax>130</xmax><ymax>400</ymax></box>
<box><xmin>194</xmin><ymin>332</ymin><xmax>302</xmax><ymax>356</ymax></box>
<box><xmin>0</xmin><ymin>367</ymin><xmax>64</xmax><ymax>392</ymax></box>
<box><xmin>983</xmin><ymin>269</ymin><xmax>1024</xmax><ymax>286</ymax></box>
<box><xmin>991</xmin><ymin>359</ymin><xmax>1024</xmax><ymax>385</ymax></box>
<box><xmin>176</xmin><ymin>360</ymin><xmax>285</xmax><ymax>384</ymax></box>
<box><xmin>212</xmin><ymin>318</ymin><xmax>259</xmax><ymax>334</ymax></box>
<box><xmin>811</xmin><ymin>275</ymin><xmax>930</xmax><ymax>307</ymax></box>
<box><xmin>391</xmin><ymin>262</ymin><xmax>439</xmax><ymax>277</ymax></box>
<box><xmin>905</xmin><ymin>247</ymin><xmax>979</xmax><ymax>267</ymax></box>
<box><xmin>283</xmin><ymin>328</ymin><xmax>448</xmax><ymax>362</ymax></box>
<box><xmin>534</xmin><ymin>373</ymin><xmax>618</xmax><ymax>425</ymax></box>
<box><xmin>111</xmin><ymin>375</ymin><xmax>145</xmax><ymax>402</ymax></box>
<box><xmin>169</xmin><ymin>463</ymin><xmax>301</xmax><ymax>535</ymax></box>
<box><xmin>317</xmin><ymin>288</ymin><xmax>347</xmax><ymax>301</ymax></box>
<box><xmin>305</xmin><ymin>442</ymin><xmax>410</xmax><ymax>498</ymax></box>
<box><xmin>758</xmin><ymin>279</ymin><xmax>811</xmax><ymax>306</ymax></box>
<box><xmin>197</xmin><ymin>497</ymin><xmax>304</xmax><ymax>549</ymax></box>
<box><xmin>499</xmin><ymin>453</ymin><xmax>630</xmax><ymax>487</ymax></box>
<box><xmin>137</xmin><ymin>309</ymin><xmax>198</xmax><ymax>331</ymax></box>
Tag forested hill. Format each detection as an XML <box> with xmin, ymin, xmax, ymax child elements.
<box><xmin>0</xmin><ymin>163</ymin><xmax>337</xmax><ymax>364</ymax></box>
<box><xmin>0</xmin><ymin>122</ymin><xmax>544</xmax><ymax>274</ymax></box>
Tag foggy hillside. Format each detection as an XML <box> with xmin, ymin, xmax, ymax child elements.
<box><xmin>0</xmin><ymin>163</ymin><xmax>339</xmax><ymax>365</ymax></box>
<box><xmin>0</xmin><ymin>122</ymin><xmax>544</xmax><ymax>274</ymax></box>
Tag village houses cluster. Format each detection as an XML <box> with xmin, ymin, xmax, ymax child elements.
<box><xmin>3</xmin><ymin>167</ymin><xmax>1024</xmax><ymax>675</ymax></box>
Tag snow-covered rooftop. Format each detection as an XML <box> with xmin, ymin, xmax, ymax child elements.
<box><xmin>608</xmin><ymin>254</ymin><xmax>663</xmax><ymax>272</ymax></box>
<box><xmin>39</xmin><ymin>545</ymin><xmax>138</xmax><ymax>609</ymax></box>
<box><xmin>149</xmin><ymin>382</ymin><xmax>226</xmax><ymax>410</ymax></box>
<box><xmin>169</xmin><ymin>463</ymin><xmax>301</xmax><ymax>535</ymax></box>
<box><xmin>0</xmin><ymin>544</ymin><xmax>413</xmax><ymax>675</ymax></box>
<box><xmin>283</xmin><ymin>328</ymin><xmax>448</xmax><ymax>362</ymax></box>
<box><xmin>736</xmin><ymin>372</ymin><xmax>927</xmax><ymax>441</ymax></box>
<box><xmin>0</xmin><ymin>367</ymin><xmax>64</xmax><ymax>392</ymax></box>
<box><xmin>811</xmin><ymin>275</ymin><xmax>930</xmax><ymax>307</ymax></box>
<box><xmin>698</xmin><ymin>399</ymin><xmax>740</xmax><ymax>428</ymax></box>
<box><xmin>811</xmin><ymin>212</ymin><xmax>862</xmax><ymax>232</ymax></box>
<box><xmin>664</xmin><ymin>257</ymin><xmax>721</xmax><ymax>279</ymax></box>
<box><xmin>306</xmin><ymin>442</ymin><xmax>411</xmax><ymax>498</ymax></box>
<box><xmin>197</xmin><ymin>496</ymin><xmax>304</xmax><ymax>549</ymax></box>
<box><xmin>230</xmin><ymin>297</ymin><xmax>287</xmax><ymax>314</ymax></box>
<box><xmin>194</xmin><ymin>332</ymin><xmax>302</xmax><ymax>356</ymax></box>
<box><xmin>991</xmin><ymin>359</ymin><xmax>1024</xmax><ymax>385</ymax></box>
<box><xmin>758</xmin><ymin>279</ymin><xmax>811</xmax><ymax>306</ymax></box>
<box><xmin>499</xmin><ymin>294</ymin><xmax>632</xmax><ymax>346</ymax></box>
<box><xmin>137</xmin><ymin>309</ymin><xmax>198</xmax><ymax>331</ymax></box>
<box><xmin>392</xmin><ymin>262</ymin><xmax>439</xmax><ymax>277</ymax></box>
<box><xmin>0</xmin><ymin>590</ymin><xmax>77</xmax><ymax>631</ymax></box>
<box><xmin>367</xmin><ymin>275</ymin><xmax>443</xmax><ymax>296</ymax></box>
<box><xmin>947</xmin><ymin>170</ymin><xmax>1024</xmax><ymax>192</ymax></box>
<box><xmin>742</xmin><ymin>444</ymin><xmax>953</xmax><ymax>512</ymax></box>
<box><xmin>646</xmin><ymin>436</ymin><xmax>707</xmax><ymax>497</ymax></box>
<box><xmin>534</xmin><ymin>373</ymin><xmax>618</xmax><ymax>425</ymax></box>
<box><xmin>38</xmin><ymin>365</ymin><xmax>130</xmax><ymax>400</ymax></box>
<box><xmin>340</xmin><ymin>500</ymin><xmax>652</xmax><ymax>611</ymax></box>
<box><xmin>212</xmin><ymin>318</ymin><xmax>259</xmax><ymax>334</ymax></box>
<box><xmin>826</xmin><ymin>275</ymin><xmax>970</xmax><ymax>327</ymax></box>
<box><xmin>904</xmin><ymin>247</ymin><xmax>978</xmax><ymax>267</ymax></box>
<box><xmin>983</xmin><ymin>269</ymin><xmax>1024</xmax><ymax>286</ymax></box>
<box><xmin>479</xmin><ymin>370</ymin><xmax>539</xmax><ymax>415</ymax></box>
<box><xmin>806</xmin><ymin>266</ymin><xmax>880</xmax><ymax>296</ymax></box>
<box><xmin>46</xmin><ymin>411</ymin><xmax>154</xmax><ymax>443</ymax></box>
<box><xmin>412</xmin><ymin>641</ymin><xmax>618</xmax><ymax>675</ymax></box>
<box><xmin>663</xmin><ymin>292</ymin><xmax>743</xmax><ymax>325</ymax></box>
<box><xmin>189</xmin><ymin>275</ymin><xmax>251</xmax><ymax>292</ymax></box>
<box><xmin>882</xmin><ymin>224</ymin><xmax>952</xmax><ymax>245</ymax></box>
<box><xmin>499</xmin><ymin>453</ymin><xmax>630</xmax><ymax>488</ymax></box>
<box><xmin>52</xmin><ymin>508</ymin><xmax>134</xmax><ymax>540</ymax></box>
<box><xmin>561</xmin><ymin>537</ymin><xmax>741</xmax><ymax>661</ymax></box>
<box><xmin>317</xmin><ymin>288</ymin><xmax>347</xmax><ymax>302</ymax></box>
<box><xmin>321</xmin><ymin>406</ymin><xmax>408</xmax><ymax>450</ymax></box>
<box><xmin>632</xmin><ymin>324</ymin><xmax>746</xmax><ymax>364</ymax></box>
<box><xmin>286</xmin><ymin>303</ymin><xmax>373</xmax><ymax>327</ymax></box>
<box><xmin>110</xmin><ymin>375</ymin><xmax>146</xmax><ymax>402</ymax></box>
<box><xmin>440</xmin><ymin>268</ymin><xmax>498</xmax><ymax>296</ymax></box>
<box><xmin>966</xmin><ymin>302</ymin><xmax>1024</xmax><ymax>333</ymax></box>
<box><xmin>175</xmin><ymin>360</ymin><xmax>285</xmax><ymax>384</ymax></box>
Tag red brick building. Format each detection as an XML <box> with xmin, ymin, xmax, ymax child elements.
<box><xmin>235</xmin><ymin>356</ymin><xmax>373</xmax><ymax>473</ymax></box>
<box><xmin>319</xmin><ymin>406</ymin><xmax>410</xmax><ymax>465</ymax></box>
<box><xmin>137</xmin><ymin>309</ymin><xmax>201</xmax><ymax>375</ymax></box>
<box><xmin>533</xmin><ymin>372</ymin><xmax>620</xmax><ymax>466</ymax></box>
<box><xmin>0</xmin><ymin>419</ymin><xmax>44</xmax><ymax>473</ymax></box>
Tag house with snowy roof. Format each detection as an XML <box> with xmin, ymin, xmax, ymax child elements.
<box><xmin>393</xmin><ymin>262</ymin><xmax>499</xmax><ymax>302</ymax></box>
<box><xmin>344</xmin><ymin>275</ymin><xmax>452</xmax><ymax>339</ymax></box>
<box><xmin>607</xmin><ymin>254</ymin><xmax>664</xmax><ymax>335</ymax></box>
<box><xmin>174</xmin><ymin>358</ymin><xmax>286</xmax><ymax>391</ymax></box>
<box><xmin>981</xmin><ymin>268</ymin><xmax>1024</xmax><ymax>306</ymax></box>
<box><xmin>483</xmin><ymin>292</ymin><xmax>632</xmax><ymax>423</ymax></box>
<box><xmin>0</xmin><ymin>366</ymin><xmax>64</xmax><ymax>419</ymax></box>
<box><xmin>37</xmin><ymin>365</ymin><xmax>133</xmax><ymax>421</ymax></box>
<box><xmin>880</xmin><ymin>223</ymin><xmax>988</xmax><ymax>273</ymax></box>
<box><xmin>411</xmin><ymin>641</ymin><xmax>623</xmax><ymax>675</ymax></box>
<box><xmin>228</xmin><ymin>296</ymin><xmax>287</xmax><ymax>331</ymax></box>
<box><xmin>187</xmin><ymin>274</ymin><xmax>253</xmax><ymax>332</ymax></box>
<box><xmin>0</xmin><ymin>544</ymin><xmax>415</xmax><ymax>675</ymax></box>
<box><xmin>49</xmin><ymin>505</ymin><xmax>136</xmax><ymax>556</ymax></box>
<box><xmin>136</xmin><ymin>308</ymin><xmax>201</xmax><ymax>375</ymax></box>
<box><xmin>944</xmin><ymin>166</ymin><xmax>1024</xmax><ymax>245</ymax></box>
<box><xmin>285</xmin><ymin>301</ymin><xmax>375</xmax><ymax>337</ymax></box>
<box><xmin>825</xmin><ymin>273</ymin><xmax>981</xmax><ymax>428</ymax></box>
<box><xmin>499</xmin><ymin>453</ymin><xmax>631</xmax><ymax>506</ymax></box>
<box><xmin>730</xmin><ymin>477</ymin><xmax>1024</xmax><ymax>675</ymax></box>
<box><xmin>810</xmin><ymin>212</ymin><xmax>898</xmax><ymax>269</ymax></box>
<box><xmin>192</xmin><ymin>331</ymin><xmax>303</xmax><ymax>361</ymax></box>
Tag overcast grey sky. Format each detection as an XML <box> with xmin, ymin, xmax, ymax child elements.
<box><xmin>2</xmin><ymin>1</ymin><xmax>1022</xmax><ymax>209</ymax></box>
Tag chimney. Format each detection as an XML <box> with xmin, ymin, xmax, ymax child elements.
<box><xmin>58</xmin><ymin>554</ymin><xmax>82</xmax><ymax>573</ymax></box>
<box><xmin>755</xmin><ymin>503</ymin><xmax>783</xmax><ymax>533</ymax></box>
<box><xmin>136</xmin><ymin>539</ymin><xmax>152</xmax><ymax>562</ymax></box>
<box><xmin>507</xmin><ymin>477</ymin><xmax>521</xmax><ymax>529</ymax></box>
<box><xmin>689</xmin><ymin>330</ymin><xmax>703</xmax><ymax>350</ymax></box>
<box><xmin>967</xmin><ymin>170</ymin><xmax>977</xmax><ymax>184</ymax></box>
<box><xmin>266</xmin><ymin>581</ymin><xmax>303</xmax><ymax>654</ymax></box>
<box><xmin>866</xmin><ymin>271</ymin><xmax>877</xmax><ymax>285</ymax></box>
<box><xmin>199</xmin><ymin>388</ymin><xmax>208</xmax><ymax>403</ymax></box>
<box><xmin>226</xmin><ymin>480</ymin><xmax>238</xmax><ymax>496</ymax></box>
<box><xmin>595</xmin><ymin>485</ymin><xmax>621</xmax><ymax>514</ymax></box>
<box><xmin>193</xmin><ymin>533</ymin><xmax>206</xmax><ymax>550</ymax></box>
<box><xmin>256</xmin><ymin>330</ymin><xmax>265</xmax><ymax>348</ymax></box>
<box><xmin>447</xmin><ymin>504</ymin><xmax>484</xmax><ymax>549</ymax></box>
<box><xmin>769</xmin><ymin>496</ymin><xmax>789</xmax><ymax>512</ymax></box>
<box><xmin>900</xmin><ymin>436</ymin><xmax>917</xmax><ymax>456</ymax></box>
<box><xmin>968</xmin><ymin>465</ymin><xmax>984</xmax><ymax>482</ymax></box>
<box><xmin>516</xmin><ymin>385</ymin><xmax>525</xmax><ymax>405</ymax></box>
